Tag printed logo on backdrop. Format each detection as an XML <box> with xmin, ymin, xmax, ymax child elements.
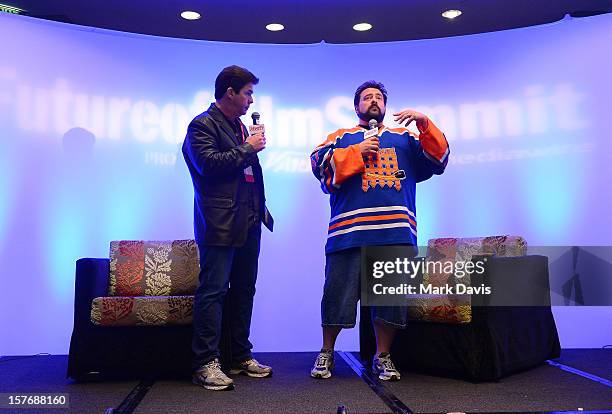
<box><xmin>0</xmin><ymin>69</ymin><xmax>593</xmax><ymax>172</ymax></box>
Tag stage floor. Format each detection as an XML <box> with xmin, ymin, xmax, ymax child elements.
<box><xmin>0</xmin><ymin>349</ymin><xmax>610</xmax><ymax>414</ymax></box>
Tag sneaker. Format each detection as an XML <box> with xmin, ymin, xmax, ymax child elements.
<box><xmin>229</xmin><ymin>358</ymin><xmax>272</xmax><ymax>378</ymax></box>
<box><xmin>310</xmin><ymin>349</ymin><xmax>334</xmax><ymax>379</ymax></box>
<box><xmin>372</xmin><ymin>352</ymin><xmax>401</xmax><ymax>381</ymax></box>
<box><xmin>192</xmin><ymin>359</ymin><xmax>234</xmax><ymax>391</ymax></box>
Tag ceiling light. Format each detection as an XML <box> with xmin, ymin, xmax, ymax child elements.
<box><xmin>180</xmin><ymin>11</ymin><xmax>201</xmax><ymax>20</ymax></box>
<box><xmin>353</xmin><ymin>23</ymin><xmax>373</xmax><ymax>32</ymax></box>
<box><xmin>266</xmin><ymin>23</ymin><xmax>284</xmax><ymax>32</ymax></box>
<box><xmin>442</xmin><ymin>9</ymin><xmax>462</xmax><ymax>19</ymax></box>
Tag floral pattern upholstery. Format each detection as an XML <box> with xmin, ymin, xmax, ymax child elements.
<box><xmin>108</xmin><ymin>240</ymin><xmax>199</xmax><ymax>297</ymax></box>
<box><xmin>90</xmin><ymin>239</ymin><xmax>200</xmax><ymax>326</ymax></box>
<box><xmin>407</xmin><ymin>235</ymin><xmax>527</xmax><ymax>324</ymax></box>
<box><xmin>91</xmin><ymin>296</ymin><xmax>193</xmax><ymax>326</ymax></box>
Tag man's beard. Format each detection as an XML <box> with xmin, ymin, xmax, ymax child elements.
<box><xmin>358</xmin><ymin>105</ymin><xmax>385</xmax><ymax>123</ymax></box>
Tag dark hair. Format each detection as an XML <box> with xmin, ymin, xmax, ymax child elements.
<box><xmin>214</xmin><ymin>65</ymin><xmax>259</xmax><ymax>100</ymax></box>
<box><xmin>354</xmin><ymin>80</ymin><xmax>388</xmax><ymax>107</ymax></box>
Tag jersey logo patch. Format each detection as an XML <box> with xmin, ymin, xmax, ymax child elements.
<box><xmin>362</xmin><ymin>148</ymin><xmax>401</xmax><ymax>192</ymax></box>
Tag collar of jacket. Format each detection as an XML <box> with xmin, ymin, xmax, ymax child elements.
<box><xmin>208</xmin><ymin>103</ymin><xmax>245</xmax><ymax>146</ymax></box>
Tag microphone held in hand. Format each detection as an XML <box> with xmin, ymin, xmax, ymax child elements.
<box><xmin>364</xmin><ymin>118</ymin><xmax>379</xmax><ymax>140</ymax></box>
<box><xmin>249</xmin><ymin>112</ymin><xmax>265</xmax><ymax>136</ymax></box>
<box><xmin>251</xmin><ymin>112</ymin><xmax>260</xmax><ymax>125</ymax></box>
<box><xmin>246</xmin><ymin>111</ymin><xmax>266</xmax><ymax>153</ymax></box>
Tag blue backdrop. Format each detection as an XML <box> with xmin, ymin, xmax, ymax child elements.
<box><xmin>1</xmin><ymin>12</ymin><xmax>611</xmax><ymax>355</ymax></box>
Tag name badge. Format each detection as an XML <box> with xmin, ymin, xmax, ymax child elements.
<box><xmin>244</xmin><ymin>166</ymin><xmax>255</xmax><ymax>183</ymax></box>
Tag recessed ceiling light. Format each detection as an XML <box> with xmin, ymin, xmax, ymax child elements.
<box><xmin>353</xmin><ymin>22</ymin><xmax>373</xmax><ymax>32</ymax></box>
<box><xmin>180</xmin><ymin>11</ymin><xmax>201</xmax><ymax>20</ymax></box>
<box><xmin>442</xmin><ymin>9</ymin><xmax>462</xmax><ymax>19</ymax></box>
<box><xmin>266</xmin><ymin>23</ymin><xmax>285</xmax><ymax>32</ymax></box>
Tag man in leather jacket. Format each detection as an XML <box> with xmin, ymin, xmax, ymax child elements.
<box><xmin>183</xmin><ymin>65</ymin><xmax>274</xmax><ymax>391</ymax></box>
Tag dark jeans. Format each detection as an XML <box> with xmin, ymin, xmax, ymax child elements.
<box><xmin>192</xmin><ymin>225</ymin><xmax>261</xmax><ymax>369</ymax></box>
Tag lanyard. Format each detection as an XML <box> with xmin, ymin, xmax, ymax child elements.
<box><xmin>238</xmin><ymin>121</ymin><xmax>246</xmax><ymax>143</ymax></box>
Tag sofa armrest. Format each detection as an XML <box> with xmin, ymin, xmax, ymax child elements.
<box><xmin>72</xmin><ymin>258</ymin><xmax>110</xmax><ymax>330</ymax></box>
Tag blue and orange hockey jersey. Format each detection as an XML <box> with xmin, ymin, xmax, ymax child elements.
<box><xmin>310</xmin><ymin>119</ymin><xmax>449</xmax><ymax>253</ymax></box>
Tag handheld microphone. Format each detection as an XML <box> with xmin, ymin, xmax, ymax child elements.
<box><xmin>248</xmin><ymin>112</ymin><xmax>265</xmax><ymax>136</ymax></box>
<box><xmin>251</xmin><ymin>112</ymin><xmax>260</xmax><ymax>125</ymax></box>
<box><xmin>364</xmin><ymin>118</ymin><xmax>379</xmax><ymax>140</ymax></box>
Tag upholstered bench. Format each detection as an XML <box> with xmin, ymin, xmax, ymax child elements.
<box><xmin>360</xmin><ymin>235</ymin><xmax>560</xmax><ymax>381</ymax></box>
<box><xmin>67</xmin><ymin>240</ymin><xmax>232</xmax><ymax>380</ymax></box>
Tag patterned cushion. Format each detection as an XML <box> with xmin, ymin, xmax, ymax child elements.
<box><xmin>108</xmin><ymin>240</ymin><xmax>199</xmax><ymax>297</ymax></box>
<box><xmin>408</xmin><ymin>235</ymin><xmax>527</xmax><ymax>324</ymax></box>
<box><xmin>91</xmin><ymin>296</ymin><xmax>193</xmax><ymax>326</ymax></box>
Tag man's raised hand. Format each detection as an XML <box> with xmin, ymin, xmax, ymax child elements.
<box><xmin>393</xmin><ymin>109</ymin><xmax>429</xmax><ymax>130</ymax></box>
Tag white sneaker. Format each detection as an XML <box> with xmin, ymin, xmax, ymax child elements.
<box><xmin>230</xmin><ymin>358</ymin><xmax>272</xmax><ymax>378</ymax></box>
<box><xmin>310</xmin><ymin>349</ymin><xmax>334</xmax><ymax>379</ymax></box>
<box><xmin>192</xmin><ymin>359</ymin><xmax>234</xmax><ymax>391</ymax></box>
<box><xmin>372</xmin><ymin>352</ymin><xmax>401</xmax><ymax>381</ymax></box>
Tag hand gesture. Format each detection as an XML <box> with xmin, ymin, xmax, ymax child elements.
<box><xmin>393</xmin><ymin>109</ymin><xmax>428</xmax><ymax>129</ymax></box>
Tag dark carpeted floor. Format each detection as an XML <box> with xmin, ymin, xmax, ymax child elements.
<box><xmin>554</xmin><ymin>348</ymin><xmax>612</xmax><ymax>381</ymax></box>
<box><xmin>1</xmin><ymin>349</ymin><xmax>611</xmax><ymax>414</ymax></box>
<box><xmin>0</xmin><ymin>355</ymin><xmax>137</xmax><ymax>414</ymax></box>
<box><xmin>134</xmin><ymin>352</ymin><xmax>392</xmax><ymax>414</ymax></box>
<box><xmin>381</xmin><ymin>362</ymin><xmax>612</xmax><ymax>413</ymax></box>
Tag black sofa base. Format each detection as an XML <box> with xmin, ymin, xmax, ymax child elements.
<box><xmin>67</xmin><ymin>258</ymin><xmax>232</xmax><ymax>380</ymax></box>
<box><xmin>359</xmin><ymin>255</ymin><xmax>561</xmax><ymax>381</ymax></box>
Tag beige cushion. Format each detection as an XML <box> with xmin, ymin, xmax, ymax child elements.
<box><xmin>91</xmin><ymin>296</ymin><xmax>193</xmax><ymax>326</ymax></box>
